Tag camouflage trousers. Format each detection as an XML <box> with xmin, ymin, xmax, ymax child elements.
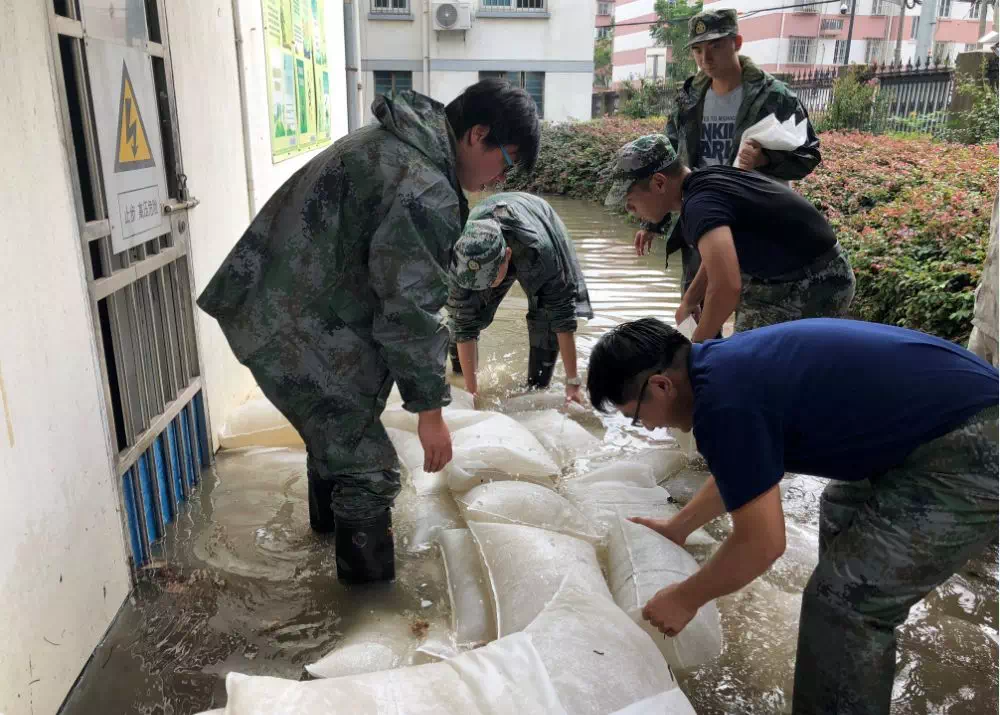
<box><xmin>792</xmin><ymin>406</ymin><xmax>999</xmax><ymax>714</ymax></box>
<box><xmin>735</xmin><ymin>244</ymin><xmax>856</xmax><ymax>332</ymax></box>
<box><xmin>242</xmin><ymin>314</ymin><xmax>400</xmax><ymax>523</ymax></box>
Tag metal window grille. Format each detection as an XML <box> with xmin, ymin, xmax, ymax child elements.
<box><xmin>871</xmin><ymin>0</ymin><xmax>887</xmax><ymax>15</ymax></box>
<box><xmin>866</xmin><ymin>38</ymin><xmax>886</xmax><ymax>63</ymax></box>
<box><xmin>598</xmin><ymin>2</ymin><xmax>612</xmax><ymax>16</ymax></box>
<box><xmin>371</xmin><ymin>0</ymin><xmax>409</xmax><ymax>14</ymax></box>
<box><xmin>833</xmin><ymin>39</ymin><xmax>849</xmax><ymax>64</ymax></box>
<box><xmin>480</xmin><ymin>0</ymin><xmax>547</xmax><ymax>12</ymax></box>
<box><xmin>937</xmin><ymin>0</ymin><xmax>952</xmax><ymax>17</ymax></box>
<box><xmin>821</xmin><ymin>18</ymin><xmax>845</xmax><ymax>31</ymax></box>
<box><xmin>47</xmin><ymin>0</ymin><xmax>212</xmax><ymax>575</ymax></box>
<box><xmin>479</xmin><ymin>70</ymin><xmax>545</xmax><ymax>117</ymax></box>
<box><xmin>788</xmin><ymin>37</ymin><xmax>816</xmax><ymax>63</ymax></box>
<box><xmin>374</xmin><ymin>70</ymin><xmax>413</xmax><ymax>97</ymax></box>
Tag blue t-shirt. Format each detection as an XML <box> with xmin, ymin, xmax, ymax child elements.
<box><xmin>689</xmin><ymin>319</ymin><xmax>999</xmax><ymax>512</ymax></box>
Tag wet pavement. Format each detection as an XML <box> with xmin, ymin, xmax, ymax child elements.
<box><xmin>61</xmin><ymin>196</ymin><xmax>999</xmax><ymax>715</ymax></box>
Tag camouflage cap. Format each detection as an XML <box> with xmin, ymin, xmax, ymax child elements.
<box><xmin>686</xmin><ymin>8</ymin><xmax>739</xmax><ymax>48</ymax></box>
<box><xmin>451</xmin><ymin>218</ymin><xmax>507</xmax><ymax>291</ymax></box>
<box><xmin>604</xmin><ymin>134</ymin><xmax>679</xmax><ymax>210</ymax></box>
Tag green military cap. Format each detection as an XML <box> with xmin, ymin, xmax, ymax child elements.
<box><xmin>686</xmin><ymin>8</ymin><xmax>739</xmax><ymax>48</ymax></box>
<box><xmin>604</xmin><ymin>134</ymin><xmax>680</xmax><ymax>210</ymax></box>
<box><xmin>451</xmin><ymin>218</ymin><xmax>507</xmax><ymax>291</ymax></box>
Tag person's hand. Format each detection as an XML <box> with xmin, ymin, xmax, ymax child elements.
<box><xmin>642</xmin><ymin>583</ymin><xmax>699</xmax><ymax>637</ymax></box>
<box><xmin>634</xmin><ymin>230</ymin><xmax>655</xmax><ymax>257</ymax></box>
<box><xmin>675</xmin><ymin>298</ymin><xmax>695</xmax><ymax>326</ymax></box>
<box><xmin>418</xmin><ymin>410</ymin><xmax>452</xmax><ymax>472</ymax></box>
<box><xmin>629</xmin><ymin>515</ymin><xmax>688</xmax><ymax>547</ymax></box>
<box><xmin>565</xmin><ymin>383</ymin><xmax>583</xmax><ymax>405</ymax></box>
<box><xmin>736</xmin><ymin>140</ymin><xmax>768</xmax><ymax>170</ymax></box>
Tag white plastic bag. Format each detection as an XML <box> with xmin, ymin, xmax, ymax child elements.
<box><xmin>629</xmin><ymin>448</ymin><xmax>688</xmax><ymax>485</ymax></box>
<box><xmin>511</xmin><ymin>409</ymin><xmax>602</xmax><ymax>468</ymax></box>
<box><xmin>525</xmin><ymin>572</ymin><xmax>677</xmax><ymax>715</ymax></box>
<box><xmin>437</xmin><ymin>528</ymin><xmax>496</xmax><ymax>647</ymax></box>
<box><xmin>733</xmin><ymin>113</ymin><xmax>809</xmax><ymax>168</ymax></box>
<box><xmin>608</xmin><ymin>516</ymin><xmax>722</xmax><ymax>671</ymax></box>
<box><xmin>393</xmin><ymin>491</ymin><xmax>462</xmax><ymax>553</ymax></box>
<box><xmin>386</xmin><ymin>427</ymin><xmax>449</xmax><ymax>494</ymax></box>
<box><xmin>609</xmin><ymin>690</ymin><xmax>697</xmax><ymax>715</ymax></box>
<box><xmin>561</xmin><ymin>481</ymin><xmax>673</xmax><ymax>535</ymax></box>
<box><xmin>382</xmin><ymin>405</ymin><xmax>491</xmax><ymax>434</ymax></box>
<box><xmin>566</xmin><ymin>461</ymin><xmax>658</xmax><ymax>489</ymax></box>
<box><xmin>455</xmin><ymin>481</ymin><xmax>601</xmax><ymax>544</ymax></box>
<box><xmin>225</xmin><ymin>631</ymin><xmax>565</xmax><ymax>715</ymax></box>
<box><xmin>218</xmin><ymin>397</ymin><xmax>304</xmax><ymax>449</ymax></box>
<box><xmin>304</xmin><ymin>612</ymin><xmax>425</xmax><ymax>679</ymax></box>
<box><xmin>468</xmin><ymin>522</ymin><xmax>609</xmax><ymax>637</ymax></box>
<box><xmin>446</xmin><ymin>413</ymin><xmax>559</xmax><ymax>492</ymax></box>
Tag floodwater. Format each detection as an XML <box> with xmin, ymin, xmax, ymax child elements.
<box><xmin>61</xmin><ymin>195</ymin><xmax>998</xmax><ymax>715</ymax></box>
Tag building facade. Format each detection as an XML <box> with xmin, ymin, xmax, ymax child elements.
<box><xmin>358</xmin><ymin>0</ymin><xmax>596</xmax><ymax>122</ymax></box>
<box><xmin>611</xmin><ymin>0</ymin><xmax>994</xmax><ymax>84</ymax></box>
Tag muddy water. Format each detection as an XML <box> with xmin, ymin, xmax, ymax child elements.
<box><xmin>61</xmin><ymin>196</ymin><xmax>998</xmax><ymax>715</ymax></box>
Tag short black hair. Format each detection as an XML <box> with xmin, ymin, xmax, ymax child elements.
<box><xmin>446</xmin><ymin>78</ymin><xmax>541</xmax><ymax>174</ymax></box>
<box><xmin>587</xmin><ymin>317</ymin><xmax>691</xmax><ymax>413</ymax></box>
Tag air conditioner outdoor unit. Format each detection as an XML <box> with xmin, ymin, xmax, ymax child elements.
<box><xmin>433</xmin><ymin>1</ymin><xmax>472</xmax><ymax>30</ymax></box>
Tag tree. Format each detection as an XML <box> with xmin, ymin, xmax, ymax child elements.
<box><xmin>594</xmin><ymin>37</ymin><xmax>613</xmax><ymax>88</ymax></box>
<box><xmin>650</xmin><ymin>0</ymin><xmax>703</xmax><ymax>84</ymax></box>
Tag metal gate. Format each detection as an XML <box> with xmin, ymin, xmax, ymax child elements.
<box><xmin>48</xmin><ymin>0</ymin><xmax>212</xmax><ymax>573</ymax></box>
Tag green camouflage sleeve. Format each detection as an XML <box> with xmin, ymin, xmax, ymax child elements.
<box><xmin>369</xmin><ymin>179</ymin><xmax>458</xmax><ymax>414</ymax></box>
<box><xmin>758</xmin><ymin>84</ymin><xmax>822</xmax><ymax>181</ymax></box>
<box><xmin>446</xmin><ymin>284</ymin><xmax>485</xmax><ymax>343</ymax></box>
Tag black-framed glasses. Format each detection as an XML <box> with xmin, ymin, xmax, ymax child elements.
<box><xmin>631</xmin><ymin>373</ymin><xmax>654</xmax><ymax>427</ymax></box>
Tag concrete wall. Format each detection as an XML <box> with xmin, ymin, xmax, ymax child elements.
<box><xmin>360</xmin><ymin>0</ymin><xmax>595</xmax><ymax>121</ymax></box>
<box><xmin>0</xmin><ymin>3</ymin><xmax>131</xmax><ymax>714</ymax></box>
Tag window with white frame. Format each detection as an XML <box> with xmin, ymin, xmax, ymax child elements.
<box><xmin>932</xmin><ymin>41</ymin><xmax>955</xmax><ymax>61</ymax></box>
<box><xmin>965</xmin><ymin>43</ymin><xmax>980</xmax><ymax>52</ymax></box>
<box><xmin>833</xmin><ymin>39</ymin><xmax>849</xmax><ymax>64</ymax></box>
<box><xmin>910</xmin><ymin>16</ymin><xmax>919</xmax><ymax>39</ymax></box>
<box><xmin>865</xmin><ymin>39</ymin><xmax>886</xmax><ymax>63</ymax></box>
<box><xmin>374</xmin><ymin>71</ymin><xmax>413</xmax><ymax>98</ymax></box>
<box><xmin>371</xmin><ymin>0</ymin><xmax>409</xmax><ymax>14</ymax></box>
<box><xmin>596</xmin><ymin>26</ymin><xmax>612</xmax><ymax>40</ymax></box>
<box><xmin>821</xmin><ymin>18</ymin><xmax>845</xmax><ymax>31</ymax></box>
<box><xmin>480</xmin><ymin>71</ymin><xmax>545</xmax><ymax>117</ymax></box>
<box><xmin>937</xmin><ymin>0</ymin><xmax>952</xmax><ymax>17</ymax></box>
<box><xmin>597</xmin><ymin>1</ymin><xmax>613</xmax><ymax>16</ymax></box>
<box><xmin>481</xmin><ymin>0</ymin><xmax>546</xmax><ymax>10</ymax></box>
<box><xmin>787</xmin><ymin>37</ymin><xmax>816</xmax><ymax>63</ymax></box>
<box><xmin>871</xmin><ymin>0</ymin><xmax>887</xmax><ymax>15</ymax></box>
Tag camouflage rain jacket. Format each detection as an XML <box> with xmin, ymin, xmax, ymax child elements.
<box><xmin>656</xmin><ymin>56</ymin><xmax>822</xmax><ymax>264</ymax></box>
<box><xmin>197</xmin><ymin>91</ymin><xmax>469</xmax><ymax>414</ymax></box>
<box><xmin>448</xmin><ymin>193</ymin><xmax>593</xmax><ymax>343</ymax></box>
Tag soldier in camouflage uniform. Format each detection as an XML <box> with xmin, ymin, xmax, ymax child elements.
<box><xmin>607</xmin><ymin>135</ymin><xmax>854</xmax><ymax>342</ymax></box>
<box><xmin>586</xmin><ymin>316</ymin><xmax>999</xmax><ymax>715</ymax></box>
<box><xmin>634</xmin><ymin>9</ymin><xmax>822</xmax><ymax>296</ymax></box>
<box><xmin>197</xmin><ymin>80</ymin><xmax>540</xmax><ymax>584</ymax></box>
<box><xmin>446</xmin><ymin>193</ymin><xmax>593</xmax><ymax>402</ymax></box>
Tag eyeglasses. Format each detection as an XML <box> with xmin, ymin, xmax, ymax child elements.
<box><xmin>499</xmin><ymin>145</ymin><xmax>515</xmax><ymax>174</ymax></box>
<box><xmin>631</xmin><ymin>373</ymin><xmax>654</xmax><ymax>427</ymax></box>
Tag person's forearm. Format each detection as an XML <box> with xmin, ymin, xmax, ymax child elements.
<box><xmin>457</xmin><ymin>341</ymin><xmax>478</xmax><ymax>393</ymax></box>
<box><xmin>556</xmin><ymin>331</ymin><xmax>577</xmax><ymax>379</ymax></box>
<box><xmin>692</xmin><ymin>280</ymin><xmax>740</xmax><ymax>342</ymax></box>
<box><xmin>675</xmin><ymin>529</ymin><xmax>778</xmax><ymax>609</ymax></box>
<box><xmin>682</xmin><ymin>264</ymin><xmax>709</xmax><ymax>308</ymax></box>
<box><xmin>670</xmin><ymin>475</ymin><xmax>727</xmax><ymax>541</ymax></box>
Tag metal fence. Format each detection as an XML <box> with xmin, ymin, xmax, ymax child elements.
<box><xmin>783</xmin><ymin>57</ymin><xmax>958</xmax><ymax>135</ymax></box>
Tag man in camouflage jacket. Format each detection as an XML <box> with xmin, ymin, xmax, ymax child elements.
<box><xmin>635</xmin><ymin>9</ymin><xmax>822</xmax><ymax>294</ymax></box>
<box><xmin>447</xmin><ymin>193</ymin><xmax>593</xmax><ymax>403</ymax></box>
<box><xmin>197</xmin><ymin>81</ymin><xmax>540</xmax><ymax>583</ymax></box>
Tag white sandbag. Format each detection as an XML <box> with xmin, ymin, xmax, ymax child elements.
<box><xmin>511</xmin><ymin>409</ymin><xmax>602</xmax><ymax>468</ymax></box>
<box><xmin>382</xmin><ymin>406</ymin><xmax>493</xmax><ymax>434</ymax></box>
<box><xmin>456</xmin><ymin>481</ymin><xmax>601</xmax><ymax>544</ymax></box>
<box><xmin>608</xmin><ymin>516</ymin><xmax>722</xmax><ymax>671</ymax></box>
<box><xmin>218</xmin><ymin>397</ymin><xmax>304</xmax><ymax>449</ymax></box>
<box><xmin>305</xmin><ymin>640</ymin><xmax>404</xmax><ymax>679</ymax></box>
<box><xmin>386</xmin><ymin>427</ymin><xmax>448</xmax><ymax>494</ymax></box>
<box><xmin>437</xmin><ymin>529</ymin><xmax>496</xmax><ymax>647</ymax></box>
<box><xmin>393</xmin><ymin>491</ymin><xmax>462</xmax><ymax>553</ymax></box>
<box><xmin>446</xmin><ymin>413</ymin><xmax>559</xmax><ymax>492</ymax></box>
<box><xmin>525</xmin><ymin>572</ymin><xmax>677</xmax><ymax>715</ymax></box>
<box><xmin>609</xmin><ymin>690</ymin><xmax>697</xmax><ymax>715</ymax></box>
<box><xmin>468</xmin><ymin>522</ymin><xmax>609</xmax><ymax>637</ymax></box>
<box><xmin>561</xmin><ymin>481</ymin><xmax>673</xmax><ymax>535</ymax></box>
<box><xmin>500</xmin><ymin>391</ymin><xmax>588</xmax><ymax>416</ymax></box>
<box><xmin>194</xmin><ymin>711</ymin><xmax>225</xmax><ymax>715</ymax></box>
<box><xmin>566</xmin><ymin>461</ymin><xmax>657</xmax><ymax>489</ymax></box>
<box><xmin>224</xmin><ymin>631</ymin><xmax>566</xmax><ymax>715</ymax></box>
<box><xmin>630</xmin><ymin>447</ymin><xmax>688</xmax><ymax>485</ymax></box>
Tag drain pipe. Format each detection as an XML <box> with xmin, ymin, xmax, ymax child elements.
<box><xmin>423</xmin><ymin>0</ymin><xmax>431</xmax><ymax>94</ymax></box>
<box><xmin>231</xmin><ymin>0</ymin><xmax>257</xmax><ymax>219</ymax></box>
<box><xmin>344</xmin><ymin>0</ymin><xmax>361</xmax><ymax>131</ymax></box>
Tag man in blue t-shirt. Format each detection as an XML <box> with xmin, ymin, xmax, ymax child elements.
<box><xmin>606</xmin><ymin>134</ymin><xmax>856</xmax><ymax>343</ymax></box>
<box><xmin>587</xmin><ymin>317</ymin><xmax>999</xmax><ymax>715</ymax></box>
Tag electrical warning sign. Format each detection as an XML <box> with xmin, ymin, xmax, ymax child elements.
<box><xmin>114</xmin><ymin>62</ymin><xmax>155</xmax><ymax>172</ymax></box>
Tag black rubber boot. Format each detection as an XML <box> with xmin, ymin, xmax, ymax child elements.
<box><xmin>449</xmin><ymin>342</ymin><xmax>463</xmax><ymax>374</ymax></box>
<box><xmin>526</xmin><ymin>346</ymin><xmax>559</xmax><ymax>390</ymax></box>
<box><xmin>307</xmin><ymin>462</ymin><xmax>337</xmax><ymax>533</ymax></box>
<box><xmin>335</xmin><ymin>510</ymin><xmax>395</xmax><ymax>584</ymax></box>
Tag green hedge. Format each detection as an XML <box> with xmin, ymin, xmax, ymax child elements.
<box><xmin>503</xmin><ymin>120</ymin><xmax>998</xmax><ymax>343</ymax></box>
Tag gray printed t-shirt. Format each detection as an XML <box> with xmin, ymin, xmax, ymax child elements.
<box><xmin>698</xmin><ymin>86</ymin><xmax>743</xmax><ymax>167</ymax></box>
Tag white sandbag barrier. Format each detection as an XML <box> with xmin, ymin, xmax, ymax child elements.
<box><xmin>511</xmin><ymin>408</ymin><xmax>603</xmax><ymax>468</ymax></box>
<box><xmin>608</xmin><ymin>516</ymin><xmax>722</xmax><ymax>672</ymax></box>
<box><xmin>610</xmin><ymin>690</ymin><xmax>698</xmax><ymax>715</ymax></box>
<box><xmin>456</xmin><ymin>481</ymin><xmax>601</xmax><ymax>544</ymax></box>
<box><xmin>219</xmin><ymin>397</ymin><xmax>304</xmax><ymax>449</ymax></box>
<box><xmin>437</xmin><ymin>528</ymin><xmax>496</xmax><ymax>647</ymax></box>
<box><xmin>445</xmin><ymin>412</ymin><xmax>559</xmax><ymax>492</ymax></box>
<box><xmin>630</xmin><ymin>447</ymin><xmax>689</xmax><ymax>485</ymax></box>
